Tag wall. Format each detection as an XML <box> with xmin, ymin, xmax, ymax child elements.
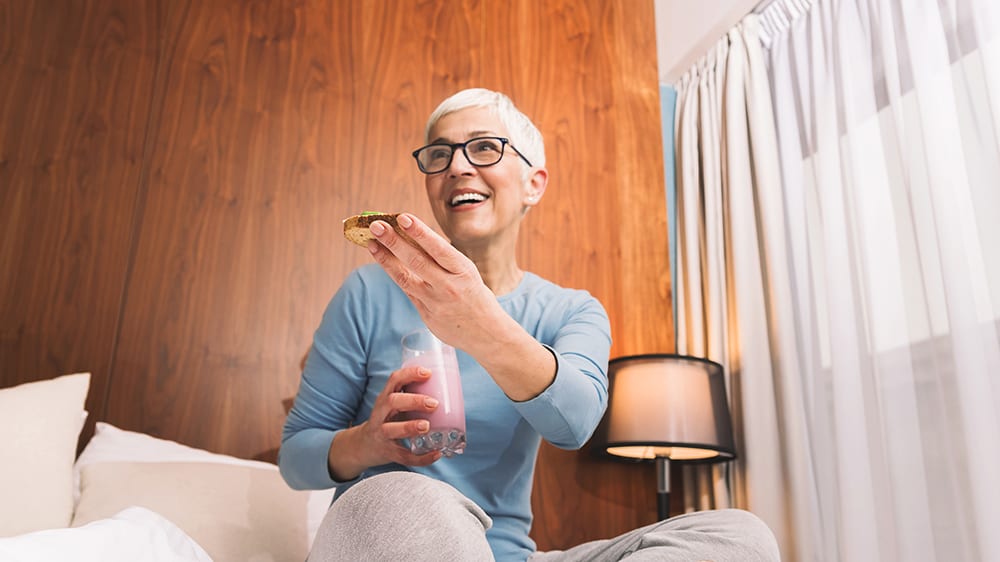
<box><xmin>654</xmin><ymin>0</ymin><xmax>761</xmax><ymax>84</ymax></box>
<box><xmin>0</xmin><ymin>0</ymin><xmax>673</xmax><ymax>549</ymax></box>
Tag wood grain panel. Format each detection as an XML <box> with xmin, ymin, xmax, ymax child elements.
<box><xmin>0</xmin><ymin>0</ymin><xmax>160</xmax><ymax>447</ymax></box>
<box><xmin>107</xmin><ymin>0</ymin><xmax>349</xmax><ymax>458</ymax></box>
<box><xmin>2</xmin><ymin>0</ymin><xmax>673</xmax><ymax>551</ymax></box>
<box><xmin>603</xmin><ymin>0</ymin><xmax>674</xmax><ymax>355</ymax></box>
<box><xmin>104</xmin><ymin>0</ymin><xmax>484</xmax><ymax>459</ymax></box>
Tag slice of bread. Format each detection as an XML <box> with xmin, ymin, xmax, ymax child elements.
<box><xmin>343</xmin><ymin>212</ymin><xmax>412</xmax><ymax>247</ymax></box>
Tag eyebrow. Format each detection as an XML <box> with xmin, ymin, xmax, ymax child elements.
<box><xmin>428</xmin><ymin>130</ymin><xmax>499</xmax><ymax>144</ymax></box>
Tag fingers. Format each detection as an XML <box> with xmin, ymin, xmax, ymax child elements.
<box><xmin>369</xmin><ymin>214</ymin><xmax>470</xmax><ymax>275</ymax></box>
<box><xmin>367</xmin><ymin>232</ymin><xmax>429</xmax><ymax>300</ymax></box>
<box><xmin>398</xmin><ymin>449</ymin><xmax>443</xmax><ymax>467</ymax></box>
<box><xmin>372</xmin><ymin>365</ymin><xmax>440</xmax><ymax>436</ymax></box>
<box><xmin>370</xmin><ymin>420</ymin><xmax>442</xmax><ymax>467</ymax></box>
<box><xmin>381</xmin><ymin>364</ymin><xmax>430</xmax><ymax>395</ymax></box>
<box><xmin>378</xmin><ymin>417</ymin><xmax>430</xmax><ymax>441</ymax></box>
<box><xmin>386</xmin><ymin>423</ymin><xmax>444</xmax><ymax>467</ymax></box>
<box><xmin>384</xmin><ymin>392</ymin><xmax>440</xmax><ymax>421</ymax></box>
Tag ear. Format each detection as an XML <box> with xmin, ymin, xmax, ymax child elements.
<box><xmin>522</xmin><ymin>167</ymin><xmax>549</xmax><ymax>207</ymax></box>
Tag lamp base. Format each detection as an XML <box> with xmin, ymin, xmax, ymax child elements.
<box><xmin>657</xmin><ymin>491</ymin><xmax>670</xmax><ymax>521</ymax></box>
<box><xmin>656</xmin><ymin>456</ymin><xmax>671</xmax><ymax>520</ymax></box>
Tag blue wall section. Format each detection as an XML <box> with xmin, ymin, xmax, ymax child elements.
<box><xmin>660</xmin><ymin>84</ymin><xmax>678</xmax><ymax>338</ymax></box>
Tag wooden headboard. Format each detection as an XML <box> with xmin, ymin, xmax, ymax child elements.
<box><xmin>0</xmin><ymin>0</ymin><xmax>672</xmax><ymax>549</ymax></box>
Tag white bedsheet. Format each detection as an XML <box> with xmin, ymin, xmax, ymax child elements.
<box><xmin>0</xmin><ymin>506</ymin><xmax>212</xmax><ymax>562</ymax></box>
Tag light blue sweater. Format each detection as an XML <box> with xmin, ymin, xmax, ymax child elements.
<box><xmin>279</xmin><ymin>264</ymin><xmax>611</xmax><ymax>561</ymax></box>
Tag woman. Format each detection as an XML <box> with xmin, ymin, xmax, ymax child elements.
<box><xmin>279</xmin><ymin>88</ymin><xmax>778</xmax><ymax>561</ymax></box>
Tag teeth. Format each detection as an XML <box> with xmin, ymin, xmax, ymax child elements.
<box><xmin>450</xmin><ymin>192</ymin><xmax>487</xmax><ymax>206</ymax></box>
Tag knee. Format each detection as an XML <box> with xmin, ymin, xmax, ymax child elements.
<box><xmin>723</xmin><ymin>509</ymin><xmax>779</xmax><ymax>558</ymax></box>
<box><xmin>335</xmin><ymin>471</ymin><xmax>491</xmax><ymax>531</ymax></box>
<box><xmin>644</xmin><ymin>508</ymin><xmax>779</xmax><ymax>562</ymax></box>
<box><xmin>309</xmin><ymin>472</ymin><xmax>494</xmax><ymax>562</ymax></box>
<box><xmin>687</xmin><ymin>509</ymin><xmax>781</xmax><ymax>562</ymax></box>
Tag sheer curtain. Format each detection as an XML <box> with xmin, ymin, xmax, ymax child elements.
<box><xmin>765</xmin><ymin>0</ymin><xmax>1000</xmax><ymax>559</ymax></box>
<box><xmin>675</xmin><ymin>0</ymin><xmax>1000</xmax><ymax>560</ymax></box>
<box><xmin>673</xmin><ymin>10</ymin><xmax>793</xmax><ymax>536</ymax></box>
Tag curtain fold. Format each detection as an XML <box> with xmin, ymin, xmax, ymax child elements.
<box><xmin>673</xmin><ymin>13</ymin><xmax>806</xmax><ymax>552</ymax></box>
<box><xmin>765</xmin><ymin>0</ymin><xmax>1000</xmax><ymax>559</ymax></box>
<box><xmin>673</xmin><ymin>0</ymin><xmax>1000</xmax><ymax>560</ymax></box>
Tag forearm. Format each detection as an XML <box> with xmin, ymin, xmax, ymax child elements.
<box><xmin>475</xmin><ymin>295</ymin><xmax>612</xmax><ymax>448</ymax></box>
<box><xmin>509</xmin><ymin>349</ymin><xmax>609</xmax><ymax>449</ymax></box>
<box><xmin>278</xmin><ymin>427</ymin><xmax>341</xmax><ymax>490</ymax></box>
<box><xmin>465</xmin><ymin>310</ymin><xmax>557</xmax><ymax>402</ymax></box>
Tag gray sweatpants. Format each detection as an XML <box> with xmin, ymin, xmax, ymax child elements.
<box><xmin>308</xmin><ymin>472</ymin><xmax>780</xmax><ymax>562</ymax></box>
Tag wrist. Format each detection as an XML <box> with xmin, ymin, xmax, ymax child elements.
<box><xmin>328</xmin><ymin>425</ymin><xmax>368</xmax><ymax>482</ymax></box>
<box><xmin>461</xmin><ymin>306</ymin><xmax>524</xmax><ymax>358</ymax></box>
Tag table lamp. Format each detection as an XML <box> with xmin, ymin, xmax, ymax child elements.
<box><xmin>594</xmin><ymin>354</ymin><xmax>737</xmax><ymax>520</ymax></box>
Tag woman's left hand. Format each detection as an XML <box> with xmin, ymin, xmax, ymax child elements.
<box><xmin>365</xmin><ymin>213</ymin><xmax>500</xmax><ymax>349</ymax></box>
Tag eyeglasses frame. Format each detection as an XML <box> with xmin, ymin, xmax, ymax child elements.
<box><xmin>411</xmin><ymin>136</ymin><xmax>534</xmax><ymax>174</ymax></box>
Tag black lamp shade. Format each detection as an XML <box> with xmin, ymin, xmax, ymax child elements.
<box><xmin>596</xmin><ymin>354</ymin><xmax>736</xmax><ymax>463</ymax></box>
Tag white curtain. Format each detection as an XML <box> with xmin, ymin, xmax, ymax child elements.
<box><xmin>674</xmin><ymin>0</ymin><xmax>1000</xmax><ymax>560</ymax></box>
<box><xmin>673</xmin><ymin>10</ymin><xmax>794</xmax><ymax>537</ymax></box>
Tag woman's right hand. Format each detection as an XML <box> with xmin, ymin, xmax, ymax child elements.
<box><xmin>327</xmin><ymin>365</ymin><xmax>442</xmax><ymax>481</ymax></box>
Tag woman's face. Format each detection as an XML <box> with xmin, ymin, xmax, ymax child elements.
<box><xmin>423</xmin><ymin>107</ymin><xmax>546</xmax><ymax>250</ymax></box>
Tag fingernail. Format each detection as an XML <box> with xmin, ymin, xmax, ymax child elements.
<box><xmin>419</xmin><ymin>368</ymin><xmax>431</xmax><ymax>377</ymax></box>
<box><xmin>398</xmin><ymin>213</ymin><xmax>413</xmax><ymax>228</ymax></box>
<box><xmin>417</xmin><ymin>421</ymin><xmax>430</xmax><ymax>432</ymax></box>
<box><xmin>367</xmin><ymin>241</ymin><xmax>379</xmax><ymax>254</ymax></box>
<box><xmin>424</xmin><ymin>398</ymin><xmax>439</xmax><ymax>408</ymax></box>
<box><xmin>370</xmin><ymin>221</ymin><xmax>386</xmax><ymax>236</ymax></box>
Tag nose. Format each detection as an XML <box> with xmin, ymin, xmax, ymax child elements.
<box><xmin>446</xmin><ymin>147</ymin><xmax>477</xmax><ymax>176</ymax></box>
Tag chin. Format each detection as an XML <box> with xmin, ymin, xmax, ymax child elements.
<box><xmin>447</xmin><ymin>226</ymin><xmax>493</xmax><ymax>247</ymax></box>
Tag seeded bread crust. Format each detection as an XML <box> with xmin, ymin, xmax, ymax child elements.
<box><xmin>343</xmin><ymin>213</ymin><xmax>412</xmax><ymax>247</ymax></box>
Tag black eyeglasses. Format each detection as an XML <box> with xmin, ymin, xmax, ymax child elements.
<box><xmin>411</xmin><ymin>136</ymin><xmax>533</xmax><ymax>174</ymax></box>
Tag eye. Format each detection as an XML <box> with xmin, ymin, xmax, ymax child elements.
<box><xmin>427</xmin><ymin>146</ymin><xmax>452</xmax><ymax>160</ymax></box>
<box><xmin>469</xmin><ymin>138</ymin><xmax>503</xmax><ymax>153</ymax></box>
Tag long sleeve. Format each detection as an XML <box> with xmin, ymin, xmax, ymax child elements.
<box><xmin>510</xmin><ymin>295</ymin><xmax>611</xmax><ymax>449</ymax></box>
<box><xmin>278</xmin><ymin>268</ymin><xmax>375</xmax><ymax>490</ymax></box>
<box><xmin>277</xmin><ymin>265</ymin><xmax>611</xmax><ymax>561</ymax></box>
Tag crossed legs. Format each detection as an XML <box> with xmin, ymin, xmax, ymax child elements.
<box><xmin>308</xmin><ymin>471</ymin><xmax>779</xmax><ymax>562</ymax></box>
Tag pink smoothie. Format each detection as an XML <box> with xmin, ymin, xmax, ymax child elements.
<box><xmin>403</xmin><ymin>353</ymin><xmax>466</xmax><ymax>433</ymax></box>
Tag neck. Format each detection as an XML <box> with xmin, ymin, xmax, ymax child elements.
<box><xmin>456</xmin><ymin>237</ymin><xmax>523</xmax><ymax>296</ymax></box>
<box><xmin>475</xmin><ymin>259</ymin><xmax>524</xmax><ymax>296</ymax></box>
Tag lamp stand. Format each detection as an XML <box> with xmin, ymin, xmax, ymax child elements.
<box><xmin>656</xmin><ymin>456</ymin><xmax>671</xmax><ymax>520</ymax></box>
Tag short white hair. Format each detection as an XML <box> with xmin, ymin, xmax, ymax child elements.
<box><xmin>425</xmin><ymin>88</ymin><xmax>546</xmax><ymax>169</ymax></box>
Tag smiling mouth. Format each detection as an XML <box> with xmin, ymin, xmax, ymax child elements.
<box><xmin>450</xmin><ymin>192</ymin><xmax>489</xmax><ymax>207</ymax></box>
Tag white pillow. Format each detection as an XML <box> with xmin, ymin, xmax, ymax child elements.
<box><xmin>0</xmin><ymin>506</ymin><xmax>211</xmax><ymax>562</ymax></box>
<box><xmin>74</xmin><ymin>421</ymin><xmax>279</xmax><ymax>474</ymax></box>
<box><xmin>0</xmin><ymin>373</ymin><xmax>91</xmax><ymax>537</ymax></box>
<box><xmin>74</xmin><ymin>422</ymin><xmax>334</xmax><ymax>548</ymax></box>
<box><xmin>74</xmin><ymin>462</ymin><xmax>311</xmax><ymax>562</ymax></box>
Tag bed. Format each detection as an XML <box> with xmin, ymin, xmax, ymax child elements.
<box><xmin>0</xmin><ymin>373</ymin><xmax>335</xmax><ymax>561</ymax></box>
